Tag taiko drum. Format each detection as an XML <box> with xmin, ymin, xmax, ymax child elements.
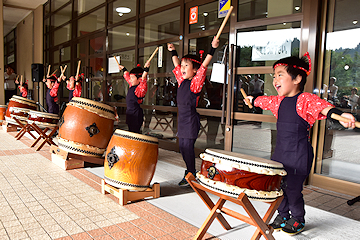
<box><xmin>0</xmin><ymin>105</ymin><xmax>7</xmax><ymax>124</ymax></box>
<box><xmin>58</xmin><ymin>97</ymin><xmax>116</xmax><ymax>157</ymax></box>
<box><xmin>197</xmin><ymin>149</ymin><xmax>287</xmax><ymax>202</ymax></box>
<box><xmin>5</xmin><ymin>96</ymin><xmax>37</xmax><ymax>124</ymax></box>
<box><xmin>104</xmin><ymin>129</ymin><xmax>159</xmax><ymax>191</ymax></box>
<box><xmin>27</xmin><ymin>110</ymin><xmax>59</xmax><ymax>128</ymax></box>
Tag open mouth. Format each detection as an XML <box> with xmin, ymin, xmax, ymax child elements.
<box><xmin>275</xmin><ymin>84</ymin><xmax>281</xmax><ymax>91</ymax></box>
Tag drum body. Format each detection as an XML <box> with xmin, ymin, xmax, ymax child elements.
<box><xmin>28</xmin><ymin>110</ymin><xmax>59</xmax><ymax>128</ymax></box>
<box><xmin>9</xmin><ymin>107</ymin><xmax>30</xmax><ymax>124</ymax></box>
<box><xmin>58</xmin><ymin>97</ymin><xmax>116</xmax><ymax>157</ymax></box>
<box><xmin>104</xmin><ymin>129</ymin><xmax>159</xmax><ymax>191</ymax></box>
<box><xmin>0</xmin><ymin>105</ymin><xmax>7</xmax><ymax>123</ymax></box>
<box><xmin>5</xmin><ymin>96</ymin><xmax>37</xmax><ymax>124</ymax></box>
<box><xmin>197</xmin><ymin>149</ymin><xmax>287</xmax><ymax>202</ymax></box>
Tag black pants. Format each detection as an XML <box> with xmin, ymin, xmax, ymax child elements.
<box><xmin>178</xmin><ymin>137</ymin><xmax>196</xmax><ymax>175</ymax></box>
<box><xmin>278</xmin><ymin>173</ymin><xmax>308</xmax><ymax>223</ymax></box>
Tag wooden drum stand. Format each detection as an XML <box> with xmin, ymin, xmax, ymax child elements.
<box><xmin>185</xmin><ymin>173</ymin><xmax>283</xmax><ymax>240</ymax></box>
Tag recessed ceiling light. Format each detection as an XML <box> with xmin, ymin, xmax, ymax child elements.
<box><xmin>295</xmin><ymin>6</ymin><xmax>300</xmax><ymax>11</ymax></box>
<box><xmin>203</xmin><ymin>12</ymin><xmax>208</xmax><ymax>17</ymax></box>
<box><xmin>353</xmin><ymin>20</ymin><xmax>358</xmax><ymax>25</ymax></box>
<box><xmin>116</xmin><ymin>7</ymin><xmax>131</xmax><ymax>14</ymax></box>
<box><xmin>283</xmin><ymin>22</ymin><xmax>287</xmax><ymax>25</ymax></box>
<box><xmin>126</xmin><ymin>32</ymin><xmax>130</xmax><ymax>36</ymax></box>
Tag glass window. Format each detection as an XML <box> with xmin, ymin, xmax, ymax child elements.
<box><xmin>44</xmin><ymin>2</ymin><xmax>50</xmax><ymax>16</ymax></box>
<box><xmin>6</xmin><ymin>30</ymin><xmax>14</xmax><ymax>42</ymax></box>
<box><xmin>89</xmin><ymin>57</ymin><xmax>104</xmax><ymax>78</ymax></box>
<box><xmin>9</xmin><ymin>41</ymin><xmax>15</xmax><ymax>53</ymax></box>
<box><xmin>140</xmin><ymin>0</ymin><xmax>178</xmax><ymax>13</ymax></box>
<box><xmin>91</xmin><ymin>81</ymin><xmax>104</xmax><ymax>101</ymax></box>
<box><xmin>53</xmin><ymin>3</ymin><xmax>72</xmax><ymax>28</ymax></box>
<box><xmin>89</xmin><ymin>36</ymin><xmax>105</xmax><ymax>55</ymax></box>
<box><xmin>61</xmin><ymin>46</ymin><xmax>71</xmax><ymax>62</ymax></box>
<box><xmin>109</xmin><ymin>21</ymin><xmax>136</xmax><ymax>50</ymax></box>
<box><xmin>44</xmin><ymin>18</ymin><xmax>50</xmax><ymax>34</ymax></box>
<box><xmin>54</xmin><ymin>50</ymin><xmax>59</xmax><ymax>64</ymax></box>
<box><xmin>320</xmin><ymin>0</ymin><xmax>360</xmax><ymax>184</ymax></box>
<box><xmin>78</xmin><ymin>7</ymin><xmax>105</xmax><ymax>37</ymax></box>
<box><xmin>108</xmin><ymin>0</ymin><xmax>136</xmax><ymax>25</ymax></box>
<box><xmin>77</xmin><ymin>0</ymin><xmax>105</xmax><ymax>15</ymax></box>
<box><xmin>77</xmin><ymin>42</ymin><xmax>86</xmax><ymax>58</ymax></box>
<box><xmin>238</xmin><ymin>0</ymin><xmax>302</xmax><ymax>21</ymax></box>
<box><xmin>139</xmin><ymin>7</ymin><xmax>180</xmax><ymax>44</ymax></box>
<box><xmin>54</xmin><ymin>23</ymin><xmax>71</xmax><ymax>46</ymax></box>
<box><xmin>51</xmin><ymin>0</ymin><xmax>70</xmax><ymax>12</ymax></box>
<box><xmin>189</xmin><ymin>2</ymin><xmax>228</xmax><ymax>34</ymax></box>
<box><xmin>236</xmin><ymin>22</ymin><xmax>301</xmax><ymax>67</ymax></box>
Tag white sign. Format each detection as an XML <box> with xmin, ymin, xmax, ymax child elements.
<box><xmin>158</xmin><ymin>46</ymin><xmax>163</xmax><ymax>68</ymax></box>
<box><xmin>108</xmin><ymin>56</ymin><xmax>120</xmax><ymax>74</ymax></box>
<box><xmin>252</xmin><ymin>40</ymin><xmax>291</xmax><ymax>61</ymax></box>
<box><xmin>7</xmin><ymin>54</ymin><xmax>15</xmax><ymax>64</ymax></box>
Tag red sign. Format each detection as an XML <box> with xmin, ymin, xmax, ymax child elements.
<box><xmin>189</xmin><ymin>6</ymin><xmax>198</xmax><ymax>25</ymax></box>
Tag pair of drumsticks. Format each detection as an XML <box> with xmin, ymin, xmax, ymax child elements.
<box><xmin>240</xmin><ymin>88</ymin><xmax>360</xmax><ymax>128</ymax></box>
<box><xmin>45</xmin><ymin>60</ymin><xmax>81</xmax><ymax>82</ymax></box>
<box><xmin>113</xmin><ymin>47</ymin><xmax>159</xmax><ymax>70</ymax></box>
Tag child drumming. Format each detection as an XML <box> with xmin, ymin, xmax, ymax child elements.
<box><xmin>168</xmin><ymin>37</ymin><xmax>219</xmax><ymax>186</ymax></box>
<box><xmin>245</xmin><ymin>53</ymin><xmax>355</xmax><ymax>235</ymax></box>
<box><xmin>118</xmin><ymin>61</ymin><xmax>151</xmax><ymax>133</ymax></box>
<box><xmin>66</xmin><ymin>73</ymin><xmax>83</xmax><ymax>101</ymax></box>
<box><xmin>45</xmin><ymin>75</ymin><xmax>62</xmax><ymax>114</ymax></box>
<box><xmin>15</xmin><ymin>78</ymin><xmax>28</xmax><ymax>98</ymax></box>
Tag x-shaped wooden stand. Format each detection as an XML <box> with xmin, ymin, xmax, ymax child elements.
<box><xmin>185</xmin><ymin>173</ymin><xmax>283</xmax><ymax>240</ymax></box>
<box><xmin>12</xmin><ymin>117</ymin><xmax>37</xmax><ymax>140</ymax></box>
<box><xmin>30</xmin><ymin>123</ymin><xmax>59</xmax><ymax>151</ymax></box>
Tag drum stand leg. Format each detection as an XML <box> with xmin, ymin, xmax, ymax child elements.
<box><xmin>30</xmin><ymin>123</ymin><xmax>58</xmax><ymax>151</ymax></box>
<box><xmin>11</xmin><ymin>117</ymin><xmax>37</xmax><ymax>140</ymax></box>
<box><xmin>2</xmin><ymin>121</ymin><xmax>18</xmax><ymax>132</ymax></box>
<box><xmin>185</xmin><ymin>173</ymin><xmax>283</xmax><ymax>240</ymax></box>
<box><xmin>50</xmin><ymin>145</ymin><xmax>104</xmax><ymax>170</ymax></box>
<box><xmin>101</xmin><ymin>179</ymin><xmax>160</xmax><ymax>206</ymax></box>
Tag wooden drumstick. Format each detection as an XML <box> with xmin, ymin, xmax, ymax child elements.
<box><xmin>215</xmin><ymin>6</ymin><xmax>233</xmax><ymax>40</ymax></box>
<box><xmin>47</xmin><ymin>65</ymin><xmax>51</xmax><ymax>77</ymax></box>
<box><xmin>331</xmin><ymin>113</ymin><xmax>360</xmax><ymax>128</ymax></box>
<box><xmin>147</xmin><ymin>47</ymin><xmax>159</xmax><ymax>63</ymax></box>
<box><xmin>240</xmin><ymin>88</ymin><xmax>253</xmax><ymax>109</ymax></box>
<box><xmin>50</xmin><ymin>69</ymin><xmax>58</xmax><ymax>76</ymax></box>
<box><xmin>75</xmin><ymin>60</ymin><xmax>81</xmax><ymax>81</ymax></box>
<box><xmin>20</xmin><ymin>75</ymin><xmax>23</xmax><ymax>86</ymax></box>
<box><xmin>113</xmin><ymin>56</ymin><xmax>120</xmax><ymax>66</ymax></box>
<box><xmin>59</xmin><ymin>65</ymin><xmax>67</xmax><ymax>80</ymax></box>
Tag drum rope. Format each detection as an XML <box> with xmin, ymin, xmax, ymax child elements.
<box><xmin>113</xmin><ymin>132</ymin><xmax>158</xmax><ymax>145</ymax></box>
<box><xmin>57</xmin><ymin>142</ymin><xmax>104</xmax><ymax>157</ymax></box>
<box><xmin>104</xmin><ymin>176</ymin><xmax>150</xmax><ymax>189</ymax></box>
<box><xmin>70</xmin><ymin>99</ymin><xmax>116</xmax><ymax>115</ymax></box>
<box><xmin>196</xmin><ymin>176</ymin><xmax>279</xmax><ymax>201</ymax></box>
<box><xmin>205</xmin><ymin>152</ymin><xmax>284</xmax><ymax>170</ymax></box>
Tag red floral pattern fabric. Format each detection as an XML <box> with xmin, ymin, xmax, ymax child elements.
<box><xmin>172</xmin><ymin>64</ymin><xmax>207</xmax><ymax>94</ymax></box>
<box><xmin>254</xmin><ymin>92</ymin><xmax>333</xmax><ymax>126</ymax></box>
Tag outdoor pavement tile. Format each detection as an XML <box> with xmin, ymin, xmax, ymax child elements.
<box><xmin>87</xmin><ymin>228</ymin><xmax>107</xmax><ymax>238</ymax></box>
<box><xmin>7</xmin><ymin>231</ymin><xmax>29</xmax><ymax>239</ymax></box>
<box><xmin>168</xmin><ymin>230</ymin><xmax>192</xmax><ymax>240</ymax></box>
<box><xmin>82</xmin><ymin>223</ymin><xmax>100</xmax><ymax>231</ymax></box>
<box><xmin>101</xmin><ymin>224</ymin><xmax>122</xmax><ymax>233</ymax></box>
<box><xmin>116</xmin><ymin>221</ymin><xmax>135</xmax><ymax>230</ymax></box>
<box><xmin>70</xmin><ymin>232</ymin><xmax>93</xmax><ymax>240</ymax></box>
<box><xmin>95</xmin><ymin>219</ymin><xmax>113</xmax><ymax>228</ymax></box>
<box><xmin>28</xmin><ymin>233</ymin><xmax>52</xmax><ymax>240</ymax></box>
<box><xmin>93</xmin><ymin>235</ymin><xmax>115</xmax><ymax>240</ymax></box>
<box><xmin>123</xmin><ymin>226</ymin><xmax>145</xmax><ymax>236</ymax></box>
<box><xmin>110</xmin><ymin>230</ymin><xmax>131</xmax><ymax>240</ymax></box>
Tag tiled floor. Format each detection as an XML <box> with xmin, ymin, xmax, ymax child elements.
<box><xmin>0</xmin><ymin>129</ymin><xmax>359</xmax><ymax>240</ymax></box>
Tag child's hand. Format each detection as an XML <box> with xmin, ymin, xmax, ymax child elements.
<box><xmin>118</xmin><ymin>65</ymin><xmax>124</xmax><ymax>71</ymax></box>
<box><xmin>211</xmin><ymin>37</ymin><xmax>220</xmax><ymax>49</ymax></box>
<box><xmin>144</xmin><ymin>61</ymin><xmax>151</xmax><ymax>68</ymax></box>
<box><xmin>167</xmin><ymin>43</ymin><xmax>175</xmax><ymax>51</ymax></box>
<box><xmin>244</xmin><ymin>96</ymin><xmax>254</xmax><ymax>106</ymax></box>
<box><xmin>60</xmin><ymin>75</ymin><xmax>66</xmax><ymax>81</ymax></box>
<box><xmin>339</xmin><ymin>113</ymin><xmax>356</xmax><ymax>128</ymax></box>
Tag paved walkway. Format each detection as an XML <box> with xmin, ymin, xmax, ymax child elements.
<box><xmin>0</xmin><ymin>130</ymin><xmax>359</xmax><ymax>240</ymax></box>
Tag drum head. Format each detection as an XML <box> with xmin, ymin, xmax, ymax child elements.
<box><xmin>201</xmin><ymin>149</ymin><xmax>286</xmax><ymax>176</ymax></box>
<box><xmin>113</xmin><ymin>129</ymin><xmax>158</xmax><ymax>144</ymax></box>
<box><xmin>29</xmin><ymin>110</ymin><xmax>59</xmax><ymax>119</ymax></box>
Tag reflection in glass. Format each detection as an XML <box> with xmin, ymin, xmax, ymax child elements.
<box><xmin>139</xmin><ymin>7</ymin><xmax>180</xmax><ymax>43</ymax></box>
<box><xmin>195</xmin><ymin>115</ymin><xmax>225</xmax><ymax>150</ymax></box>
<box><xmin>238</xmin><ymin>0</ymin><xmax>302</xmax><ymax>22</ymax></box>
<box><xmin>53</xmin><ymin>4</ymin><xmax>72</xmax><ymax>28</ymax></box>
<box><xmin>108</xmin><ymin>0</ymin><xmax>136</xmax><ymax>25</ymax></box>
<box><xmin>54</xmin><ymin>50</ymin><xmax>59</xmax><ymax>64</ymax></box>
<box><xmin>89</xmin><ymin>36</ymin><xmax>105</xmax><ymax>55</ymax></box>
<box><xmin>91</xmin><ymin>81</ymin><xmax>104</xmax><ymax>101</ymax></box>
<box><xmin>189</xmin><ymin>2</ymin><xmax>227</xmax><ymax>34</ymax></box>
<box><xmin>320</xmin><ymin>0</ymin><xmax>360</xmax><ymax>184</ymax></box>
<box><xmin>61</xmin><ymin>46</ymin><xmax>71</xmax><ymax>62</ymax></box>
<box><xmin>89</xmin><ymin>57</ymin><xmax>104</xmax><ymax>78</ymax></box>
<box><xmin>140</xmin><ymin>0</ymin><xmax>178</xmax><ymax>13</ymax></box>
<box><xmin>109</xmin><ymin>21</ymin><xmax>136</xmax><ymax>50</ymax></box>
<box><xmin>77</xmin><ymin>0</ymin><xmax>105</xmax><ymax>15</ymax></box>
<box><xmin>54</xmin><ymin>24</ymin><xmax>71</xmax><ymax>46</ymax></box>
<box><xmin>236</xmin><ymin>24</ymin><xmax>301</xmax><ymax>67</ymax></box>
<box><xmin>51</xmin><ymin>0</ymin><xmax>69</xmax><ymax>12</ymax></box>
<box><xmin>78</xmin><ymin>7</ymin><xmax>105</xmax><ymax>37</ymax></box>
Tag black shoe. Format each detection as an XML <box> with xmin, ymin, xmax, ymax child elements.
<box><xmin>178</xmin><ymin>170</ymin><xmax>190</xmax><ymax>187</ymax></box>
<box><xmin>281</xmin><ymin>218</ymin><xmax>305</xmax><ymax>235</ymax></box>
<box><xmin>269</xmin><ymin>214</ymin><xmax>288</xmax><ymax>230</ymax></box>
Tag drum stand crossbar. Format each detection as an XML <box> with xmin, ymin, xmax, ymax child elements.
<box><xmin>51</xmin><ymin>145</ymin><xmax>104</xmax><ymax>170</ymax></box>
<box><xmin>12</xmin><ymin>117</ymin><xmax>37</xmax><ymax>140</ymax></box>
<box><xmin>30</xmin><ymin>123</ymin><xmax>59</xmax><ymax>151</ymax></box>
<box><xmin>185</xmin><ymin>173</ymin><xmax>283</xmax><ymax>240</ymax></box>
<box><xmin>101</xmin><ymin>179</ymin><xmax>160</xmax><ymax>205</ymax></box>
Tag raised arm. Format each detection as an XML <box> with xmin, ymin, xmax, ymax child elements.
<box><xmin>202</xmin><ymin>36</ymin><xmax>219</xmax><ymax>68</ymax></box>
<box><xmin>167</xmin><ymin>43</ymin><xmax>180</xmax><ymax>68</ymax></box>
<box><xmin>142</xmin><ymin>60</ymin><xmax>151</xmax><ymax>80</ymax></box>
